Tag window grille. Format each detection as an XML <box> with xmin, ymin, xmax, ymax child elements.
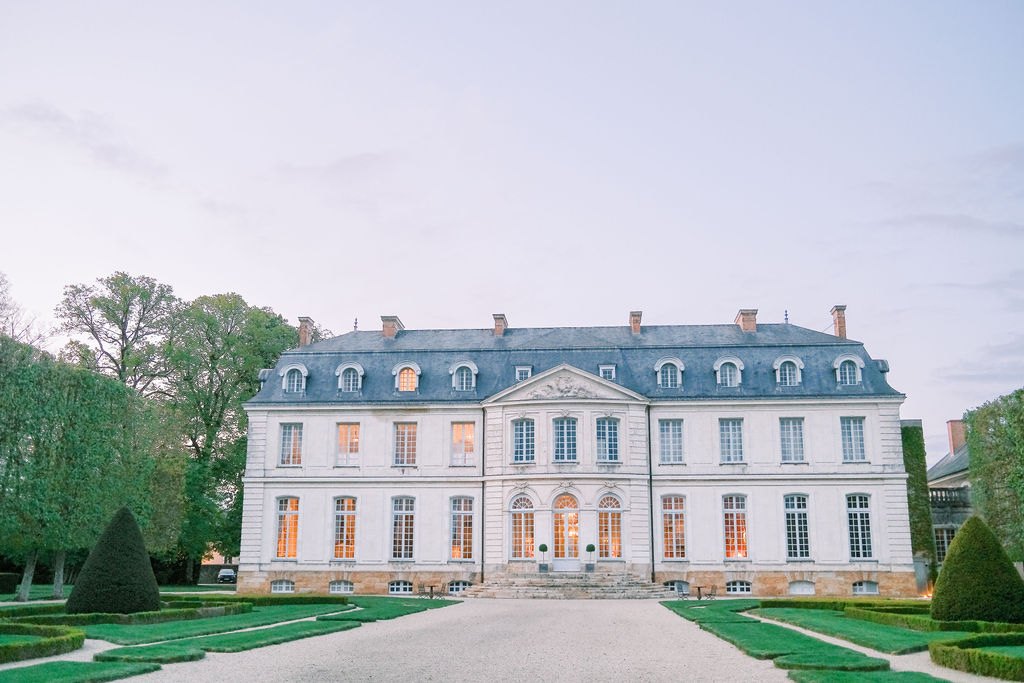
<box><xmin>780</xmin><ymin>418</ymin><xmax>805</xmax><ymax>462</ymax></box>
<box><xmin>598</xmin><ymin>496</ymin><xmax>621</xmax><ymax>558</ymax></box>
<box><xmin>450</xmin><ymin>498</ymin><xmax>473</xmax><ymax>560</ymax></box>
<box><xmin>511</xmin><ymin>496</ymin><xmax>535</xmax><ymax>558</ymax></box>
<box><xmin>334</xmin><ymin>497</ymin><xmax>356</xmax><ymax>559</ymax></box>
<box><xmin>719</xmin><ymin>362</ymin><xmax>739</xmax><ymax>387</ymax></box>
<box><xmin>337</xmin><ymin>424</ymin><xmax>359</xmax><ymax>466</ymax></box>
<box><xmin>840</xmin><ymin>417</ymin><xmax>866</xmax><ymax>461</ymax></box>
<box><xmin>512</xmin><ymin>419</ymin><xmax>535</xmax><ymax>462</ymax></box>
<box><xmin>659</xmin><ymin>419</ymin><xmax>684</xmax><ymax>463</ymax></box>
<box><xmin>389</xmin><ymin>580</ymin><xmax>413</xmax><ymax>595</ymax></box>
<box><xmin>329</xmin><ymin>580</ymin><xmax>353</xmax><ymax>594</ymax></box>
<box><xmin>455</xmin><ymin>366</ymin><xmax>473</xmax><ymax>391</ymax></box>
<box><xmin>723</xmin><ymin>495</ymin><xmax>747</xmax><ymax>558</ymax></box>
<box><xmin>451</xmin><ymin>423</ymin><xmax>474</xmax><ymax>466</ymax></box>
<box><xmin>285</xmin><ymin>368</ymin><xmax>304</xmax><ymax>393</ymax></box>
<box><xmin>838</xmin><ymin>360</ymin><xmax>858</xmax><ymax>385</ymax></box>
<box><xmin>394</xmin><ymin>423</ymin><xmax>417</xmax><ymax>466</ymax></box>
<box><xmin>341</xmin><ymin>367</ymin><xmax>360</xmax><ymax>392</ymax></box>
<box><xmin>778</xmin><ymin>361</ymin><xmax>799</xmax><ymax>386</ymax></box>
<box><xmin>659</xmin><ymin>364</ymin><xmax>679</xmax><ymax>389</ymax></box>
<box><xmin>726</xmin><ymin>580</ymin><xmax>751</xmax><ymax>594</ymax></box>
<box><xmin>596</xmin><ymin>418</ymin><xmax>619</xmax><ymax>462</ymax></box>
<box><xmin>662</xmin><ymin>496</ymin><xmax>686</xmax><ymax>559</ymax></box>
<box><xmin>398</xmin><ymin>367</ymin><xmax>417</xmax><ymax>391</ymax></box>
<box><xmin>847</xmin><ymin>494</ymin><xmax>873</xmax><ymax>558</ymax></box>
<box><xmin>553</xmin><ymin>418</ymin><xmax>577</xmax><ymax>461</ymax></box>
<box><xmin>280</xmin><ymin>423</ymin><xmax>303</xmax><ymax>465</ymax></box>
<box><xmin>276</xmin><ymin>497</ymin><xmax>298</xmax><ymax>558</ymax></box>
<box><xmin>392</xmin><ymin>497</ymin><xmax>415</xmax><ymax>560</ymax></box>
<box><xmin>719</xmin><ymin>419</ymin><xmax>744</xmax><ymax>462</ymax></box>
<box><xmin>271</xmin><ymin>579</ymin><xmax>294</xmax><ymax>593</ymax></box>
<box><xmin>784</xmin><ymin>494</ymin><xmax>810</xmax><ymax>559</ymax></box>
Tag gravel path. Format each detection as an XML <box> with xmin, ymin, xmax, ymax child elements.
<box><xmin>134</xmin><ymin>598</ymin><xmax>791</xmax><ymax>683</ymax></box>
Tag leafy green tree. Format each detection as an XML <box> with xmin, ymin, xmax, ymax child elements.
<box><xmin>901</xmin><ymin>422</ymin><xmax>937</xmax><ymax>576</ymax></box>
<box><xmin>967</xmin><ymin>388</ymin><xmax>1024</xmax><ymax>561</ymax></box>
<box><xmin>0</xmin><ymin>271</ymin><xmax>47</xmax><ymax>345</ymax></box>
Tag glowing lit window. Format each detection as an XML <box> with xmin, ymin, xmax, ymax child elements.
<box><xmin>451</xmin><ymin>423</ymin><xmax>474</xmax><ymax>466</ymax></box>
<box><xmin>598</xmin><ymin>496</ymin><xmax>622</xmax><ymax>559</ymax></box>
<box><xmin>276</xmin><ymin>497</ymin><xmax>298</xmax><ymax>558</ymax></box>
<box><xmin>454</xmin><ymin>366</ymin><xmax>474</xmax><ymax>391</ymax></box>
<box><xmin>847</xmin><ymin>494</ymin><xmax>873</xmax><ymax>558</ymax></box>
<box><xmin>329</xmin><ymin>580</ymin><xmax>353</xmax><ymax>594</ymax></box>
<box><xmin>271</xmin><ymin>579</ymin><xmax>294</xmax><ymax>593</ymax></box>
<box><xmin>784</xmin><ymin>494</ymin><xmax>810</xmax><ymax>559</ymax></box>
<box><xmin>448</xmin><ymin>580</ymin><xmax>472</xmax><ymax>594</ymax></box>
<box><xmin>334</xmin><ymin>497</ymin><xmax>356</xmax><ymax>559</ymax></box>
<box><xmin>780</xmin><ymin>418</ymin><xmax>805</xmax><ymax>463</ymax></box>
<box><xmin>778</xmin><ymin>361</ymin><xmax>799</xmax><ymax>386</ymax></box>
<box><xmin>723</xmin><ymin>495</ymin><xmax>747</xmax><ymax>559</ymax></box>
<box><xmin>934</xmin><ymin>527</ymin><xmax>956</xmax><ymax>562</ymax></box>
<box><xmin>392</xmin><ymin>497</ymin><xmax>415</xmax><ymax>560</ymax></box>
<box><xmin>719</xmin><ymin>419</ymin><xmax>744</xmax><ymax>462</ymax></box>
<box><xmin>726</xmin><ymin>580</ymin><xmax>751</xmax><ymax>594</ymax></box>
<box><xmin>510</xmin><ymin>496</ymin><xmax>535</xmax><ymax>559</ymax></box>
<box><xmin>398</xmin><ymin>367</ymin><xmax>417</xmax><ymax>391</ymax></box>
<box><xmin>662</xmin><ymin>496</ymin><xmax>686</xmax><ymax>559</ymax></box>
<box><xmin>512</xmin><ymin>419</ymin><xmax>534</xmax><ymax>462</ymax></box>
<box><xmin>659</xmin><ymin>364</ymin><xmax>679</xmax><ymax>389</ymax></box>
<box><xmin>450</xmin><ymin>497</ymin><xmax>473</xmax><ymax>560</ymax></box>
<box><xmin>596</xmin><ymin>418</ymin><xmax>619</xmax><ymax>462</ymax></box>
<box><xmin>389</xmin><ymin>580</ymin><xmax>413</xmax><ymax>595</ymax></box>
<box><xmin>341</xmin><ymin>367</ymin><xmax>360</xmax><ymax>392</ymax></box>
<box><xmin>280</xmin><ymin>423</ymin><xmax>303</xmax><ymax>466</ymax></box>
<box><xmin>841</xmin><ymin>417</ymin><xmax>866</xmax><ymax>462</ymax></box>
<box><xmin>337</xmin><ymin>423</ymin><xmax>359</xmax><ymax>466</ymax></box>
<box><xmin>285</xmin><ymin>368</ymin><xmax>304</xmax><ymax>393</ymax></box>
<box><xmin>659</xmin><ymin>419</ymin><xmax>684</xmax><ymax>463</ymax></box>
<box><xmin>852</xmin><ymin>580</ymin><xmax>878</xmax><ymax>595</ymax></box>
<box><xmin>838</xmin><ymin>360</ymin><xmax>858</xmax><ymax>385</ymax></box>
<box><xmin>553</xmin><ymin>418</ymin><xmax>577</xmax><ymax>462</ymax></box>
<box><xmin>553</xmin><ymin>495</ymin><xmax>579</xmax><ymax>560</ymax></box>
<box><xmin>394</xmin><ymin>423</ymin><xmax>417</xmax><ymax>466</ymax></box>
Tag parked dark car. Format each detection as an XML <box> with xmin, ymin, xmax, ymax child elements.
<box><xmin>216</xmin><ymin>568</ymin><xmax>237</xmax><ymax>584</ymax></box>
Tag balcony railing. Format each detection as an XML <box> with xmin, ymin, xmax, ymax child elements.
<box><xmin>930</xmin><ymin>488</ymin><xmax>971</xmax><ymax>507</ymax></box>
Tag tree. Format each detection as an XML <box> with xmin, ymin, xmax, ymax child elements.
<box><xmin>930</xmin><ymin>516</ymin><xmax>1024</xmax><ymax>623</ymax></box>
<box><xmin>55</xmin><ymin>272</ymin><xmax>177</xmax><ymax>396</ymax></box>
<box><xmin>0</xmin><ymin>271</ymin><xmax>48</xmax><ymax>346</ymax></box>
<box><xmin>901</xmin><ymin>422</ymin><xmax>937</xmax><ymax>577</ymax></box>
<box><xmin>967</xmin><ymin>388</ymin><xmax>1024</xmax><ymax>561</ymax></box>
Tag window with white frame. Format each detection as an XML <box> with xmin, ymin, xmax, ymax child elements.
<box><xmin>285</xmin><ymin>368</ymin><xmax>304</xmax><ymax>393</ymax></box>
<box><xmin>598</xmin><ymin>496</ymin><xmax>622</xmax><ymax>558</ymax></box>
<box><xmin>599</xmin><ymin>365</ymin><xmax>616</xmax><ymax>380</ymax></box>
<box><xmin>271</xmin><ymin>579</ymin><xmax>295</xmax><ymax>593</ymax></box>
<box><xmin>392</xmin><ymin>497</ymin><xmax>414</xmax><ymax>560</ymax></box>
<box><xmin>780</xmin><ymin>418</ymin><xmax>805</xmax><ymax>463</ymax></box>
<box><xmin>934</xmin><ymin>527</ymin><xmax>956</xmax><ymax>562</ymax></box>
<box><xmin>784</xmin><ymin>494</ymin><xmax>810</xmax><ymax>559</ymax></box>
<box><xmin>838</xmin><ymin>360</ymin><xmax>858</xmax><ymax>385</ymax></box>
<box><xmin>840</xmin><ymin>417</ymin><xmax>866</xmax><ymax>462</ymax></box>
<box><xmin>662</xmin><ymin>496</ymin><xmax>686</xmax><ymax>559</ymax></box>
<box><xmin>276</xmin><ymin>497</ymin><xmax>298</xmax><ymax>558</ymax></box>
<box><xmin>553</xmin><ymin>417</ymin><xmax>577</xmax><ymax>462</ymax></box>
<box><xmin>398</xmin><ymin>367</ymin><xmax>417</xmax><ymax>391</ymax></box>
<box><xmin>454</xmin><ymin>366</ymin><xmax>473</xmax><ymax>391</ymax></box>
<box><xmin>515</xmin><ymin>366</ymin><xmax>532</xmax><ymax>382</ymax></box>
<box><xmin>448</xmin><ymin>580</ymin><xmax>472</xmax><ymax>594</ymax></box>
<box><xmin>852</xmin><ymin>580</ymin><xmax>878</xmax><ymax>595</ymax></box>
<box><xmin>329</xmin><ymin>580</ymin><xmax>354</xmax><ymax>594</ymax></box>
<box><xmin>510</xmin><ymin>496</ymin><xmax>535</xmax><ymax>559</ymax></box>
<box><xmin>847</xmin><ymin>494</ymin><xmax>873</xmax><ymax>559</ymax></box>
<box><xmin>334</xmin><ymin>497</ymin><xmax>356</xmax><ymax>560</ymax></box>
<box><xmin>778</xmin><ymin>361</ymin><xmax>799</xmax><ymax>386</ymax></box>
<box><xmin>336</xmin><ymin>362</ymin><xmax>364</xmax><ymax>392</ymax></box>
<box><xmin>665</xmin><ymin>580</ymin><xmax>690</xmax><ymax>596</ymax></box>
<box><xmin>659</xmin><ymin>419</ymin><xmax>684</xmax><ymax>463</ymax></box>
<box><xmin>451</xmin><ymin>497</ymin><xmax>473</xmax><ymax>560</ymax></box>
<box><xmin>719</xmin><ymin>418</ymin><xmax>744</xmax><ymax>462</ymax></box>
<box><xmin>394</xmin><ymin>423</ymin><xmax>417</xmax><ymax>466</ymax></box>
<box><xmin>659</xmin><ymin>364</ymin><xmax>679</xmax><ymax>389</ymax></box>
<box><xmin>280</xmin><ymin>423</ymin><xmax>302</xmax><ymax>466</ymax></box>
<box><xmin>718</xmin><ymin>362</ymin><xmax>739</xmax><ymax>387</ymax></box>
<box><xmin>726</xmin><ymin>580</ymin><xmax>752</xmax><ymax>594</ymax></box>
<box><xmin>512</xmin><ymin>419</ymin><xmax>535</xmax><ymax>462</ymax></box>
<box><xmin>336</xmin><ymin>423</ymin><xmax>360</xmax><ymax>466</ymax></box>
<box><xmin>451</xmin><ymin>422</ymin><xmax>475</xmax><ymax>466</ymax></box>
<box><xmin>723</xmin><ymin>495</ymin><xmax>748</xmax><ymax>558</ymax></box>
<box><xmin>596</xmin><ymin>418</ymin><xmax>619</xmax><ymax>462</ymax></box>
<box><xmin>389</xmin><ymin>580</ymin><xmax>413</xmax><ymax>595</ymax></box>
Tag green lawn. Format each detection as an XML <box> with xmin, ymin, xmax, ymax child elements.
<box><xmin>0</xmin><ymin>634</ymin><xmax>43</xmax><ymax>646</ymax></box>
<box><xmin>981</xmin><ymin>645</ymin><xmax>1024</xmax><ymax>657</ymax></box>
<box><xmin>84</xmin><ymin>604</ymin><xmax>349</xmax><ymax>644</ymax></box>
<box><xmin>788</xmin><ymin>671</ymin><xmax>948</xmax><ymax>682</ymax></box>
<box><xmin>0</xmin><ymin>585</ymin><xmax>71</xmax><ymax>602</ymax></box>
<box><xmin>0</xmin><ymin>661</ymin><xmax>159</xmax><ymax>682</ymax></box>
<box><xmin>159</xmin><ymin>585</ymin><xmax>235</xmax><ymax>593</ymax></box>
<box><xmin>755</xmin><ymin>607</ymin><xmax>971</xmax><ymax>654</ymax></box>
<box><xmin>317</xmin><ymin>596</ymin><xmax>458</xmax><ymax>622</ymax></box>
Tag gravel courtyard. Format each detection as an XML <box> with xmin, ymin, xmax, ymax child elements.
<box><xmin>136</xmin><ymin>598</ymin><xmax>791</xmax><ymax>682</ymax></box>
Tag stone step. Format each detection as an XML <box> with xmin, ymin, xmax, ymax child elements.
<box><xmin>461</xmin><ymin>572</ymin><xmax>679</xmax><ymax>599</ymax></box>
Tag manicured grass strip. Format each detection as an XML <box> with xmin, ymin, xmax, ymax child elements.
<box><xmin>984</xmin><ymin>645</ymin><xmax>1024</xmax><ymax>657</ymax></box>
<box><xmin>159</xmin><ymin>585</ymin><xmax>235</xmax><ymax>592</ymax></box>
<box><xmin>0</xmin><ymin>585</ymin><xmax>72</xmax><ymax>602</ymax></box>
<box><xmin>161</xmin><ymin>594</ymin><xmax>348</xmax><ymax>607</ymax></box>
<box><xmin>660</xmin><ymin>599</ymin><xmax>760</xmax><ymax>623</ymax></box>
<box><xmin>84</xmin><ymin>604</ymin><xmax>348</xmax><ymax>644</ymax></box>
<box><xmin>755</xmin><ymin>608</ymin><xmax>971</xmax><ymax>654</ymax></box>
<box><xmin>929</xmin><ymin>632</ymin><xmax>1024</xmax><ymax>680</ymax></box>
<box><xmin>96</xmin><ymin>620</ymin><xmax>361</xmax><ymax>663</ymax></box>
<box><xmin>0</xmin><ymin>623</ymin><xmax>85</xmax><ymax>664</ymax></box>
<box><xmin>0</xmin><ymin>604</ymin><xmax>66</xmax><ymax>620</ymax></box>
<box><xmin>11</xmin><ymin>603</ymin><xmax>251</xmax><ymax>627</ymax></box>
<box><xmin>844</xmin><ymin>606</ymin><xmax>1024</xmax><ymax>634</ymax></box>
<box><xmin>0</xmin><ymin>635</ymin><xmax>42</xmax><ymax>645</ymax></box>
<box><xmin>0</xmin><ymin>661</ymin><xmax>160</xmax><ymax>682</ymax></box>
<box><xmin>788</xmin><ymin>671</ymin><xmax>948</xmax><ymax>682</ymax></box>
<box><xmin>317</xmin><ymin>596</ymin><xmax>459</xmax><ymax>623</ymax></box>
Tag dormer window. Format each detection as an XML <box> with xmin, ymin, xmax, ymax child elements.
<box><xmin>773</xmin><ymin>355</ymin><xmax>804</xmax><ymax>386</ymax></box>
<box><xmin>654</xmin><ymin>357</ymin><xmax>684</xmax><ymax>389</ymax></box>
<box><xmin>279</xmin><ymin>363</ymin><xmax>309</xmax><ymax>394</ymax></box>
<box><xmin>515</xmin><ymin>366</ymin><xmax>532</xmax><ymax>382</ymax></box>
<box><xmin>599</xmin><ymin>365</ymin><xmax>616</xmax><ymax>381</ymax></box>
<box><xmin>714</xmin><ymin>357</ymin><xmax>744</xmax><ymax>387</ymax></box>
<box><xmin>335</xmin><ymin>362</ymin><xmax>365</xmax><ymax>392</ymax></box>
<box><xmin>833</xmin><ymin>354</ymin><xmax>865</xmax><ymax>385</ymax></box>
<box><xmin>393</xmin><ymin>362</ymin><xmax>422</xmax><ymax>392</ymax></box>
<box><xmin>449</xmin><ymin>361</ymin><xmax>478</xmax><ymax>391</ymax></box>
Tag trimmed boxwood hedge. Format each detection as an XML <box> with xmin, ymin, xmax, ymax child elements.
<box><xmin>759</xmin><ymin>599</ymin><xmax>925</xmax><ymax>612</ymax></box>
<box><xmin>9</xmin><ymin>602</ymin><xmax>251</xmax><ymax>627</ymax></box>
<box><xmin>929</xmin><ymin>632</ymin><xmax>1024</xmax><ymax>680</ymax></box>
<box><xmin>0</xmin><ymin>603</ymin><xmax>67</xmax><ymax>620</ymax></box>
<box><xmin>161</xmin><ymin>594</ymin><xmax>350</xmax><ymax>607</ymax></box>
<box><xmin>0</xmin><ymin>572</ymin><xmax>20</xmax><ymax>593</ymax></box>
<box><xmin>0</xmin><ymin>623</ymin><xmax>85</xmax><ymax>664</ymax></box>
<box><xmin>846</xmin><ymin>606</ymin><xmax>1024</xmax><ymax>634</ymax></box>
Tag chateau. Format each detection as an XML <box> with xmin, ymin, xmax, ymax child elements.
<box><xmin>237</xmin><ymin>307</ymin><xmax>917</xmax><ymax>597</ymax></box>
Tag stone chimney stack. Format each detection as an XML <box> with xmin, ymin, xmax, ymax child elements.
<box><xmin>734</xmin><ymin>309</ymin><xmax>757</xmax><ymax>332</ymax></box>
<box><xmin>298</xmin><ymin>317</ymin><xmax>314</xmax><ymax>347</ymax></box>
<box><xmin>947</xmin><ymin>419</ymin><xmax>967</xmax><ymax>454</ymax></box>
<box><xmin>493</xmin><ymin>313</ymin><xmax>508</xmax><ymax>337</ymax></box>
<box><xmin>381</xmin><ymin>315</ymin><xmax>405</xmax><ymax>339</ymax></box>
<box><xmin>831</xmin><ymin>305</ymin><xmax>847</xmax><ymax>339</ymax></box>
<box><xmin>630</xmin><ymin>311</ymin><xmax>642</xmax><ymax>334</ymax></box>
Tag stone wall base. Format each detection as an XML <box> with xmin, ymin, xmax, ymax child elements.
<box><xmin>655</xmin><ymin>568</ymin><xmax>919</xmax><ymax>597</ymax></box>
<box><xmin>238</xmin><ymin>568</ymin><xmax>481</xmax><ymax>596</ymax></box>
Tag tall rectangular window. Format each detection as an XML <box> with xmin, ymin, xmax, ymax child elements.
<box><xmin>392</xmin><ymin>497</ymin><xmax>414</xmax><ymax>560</ymax></box>
<box><xmin>847</xmin><ymin>494</ymin><xmax>873</xmax><ymax>558</ymax></box>
<box><xmin>934</xmin><ymin>527</ymin><xmax>956</xmax><ymax>562</ymax></box>
<box><xmin>334</xmin><ymin>497</ymin><xmax>355</xmax><ymax>559</ymax></box>
<box><xmin>280</xmin><ymin>424</ymin><xmax>303</xmax><ymax>466</ymax></box>
<box><xmin>553</xmin><ymin>417</ymin><xmax>577</xmax><ymax>462</ymax></box>
<box><xmin>394</xmin><ymin>423</ymin><xmax>417</xmax><ymax>466</ymax></box>
<box><xmin>510</xmin><ymin>496</ymin><xmax>535</xmax><ymax>558</ymax></box>
<box><xmin>512</xmin><ymin>419</ymin><xmax>535</xmax><ymax>462</ymax></box>
<box><xmin>659</xmin><ymin>419</ymin><xmax>684</xmax><ymax>463</ymax></box>
<box><xmin>451</xmin><ymin>423</ymin><xmax>475</xmax><ymax>466</ymax></box>
<box><xmin>662</xmin><ymin>496</ymin><xmax>686</xmax><ymax>559</ymax></box>
<box><xmin>784</xmin><ymin>494</ymin><xmax>810</xmax><ymax>559</ymax></box>
<box><xmin>596</xmin><ymin>418</ymin><xmax>619</xmax><ymax>462</ymax></box>
<box><xmin>719</xmin><ymin>419</ymin><xmax>744</xmax><ymax>463</ymax></box>
<box><xmin>336</xmin><ymin>424</ymin><xmax>360</xmax><ymax>466</ymax></box>
<box><xmin>276</xmin><ymin>497</ymin><xmax>298</xmax><ymax>558</ymax></box>
<box><xmin>780</xmin><ymin>418</ymin><xmax>805</xmax><ymax>463</ymax></box>
<box><xmin>723</xmin><ymin>495</ymin><xmax>747</xmax><ymax>558</ymax></box>
<box><xmin>597</xmin><ymin>496</ymin><xmax>622</xmax><ymax>558</ymax></box>
<box><xmin>450</xmin><ymin>498</ymin><xmax>473</xmax><ymax>560</ymax></box>
<box><xmin>841</xmin><ymin>417</ymin><xmax>866</xmax><ymax>462</ymax></box>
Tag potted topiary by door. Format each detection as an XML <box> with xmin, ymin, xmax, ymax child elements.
<box><xmin>585</xmin><ymin>544</ymin><xmax>596</xmax><ymax>572</ymax></box>
<box><xmin>538</xmin><ymin>544</ymin><xmax>549</xmax><ymax>573</ymax></box>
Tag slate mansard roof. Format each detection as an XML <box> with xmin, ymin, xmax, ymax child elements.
<box><xmin>247</xmin><ymin>322</ymin><xmax>902</xmax><ymax>406</ymax></box>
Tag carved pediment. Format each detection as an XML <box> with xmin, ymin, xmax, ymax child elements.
<box><xmin>484</xmin><ymin>364</ymin><xmax>648</xmax><ymax>404</ymax></box>
<box><xmin>528</xmin><ymin>375</ymin><xmax>602</xmax><ymax>400</ymax></box>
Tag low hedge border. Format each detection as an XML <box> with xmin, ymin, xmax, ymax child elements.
<box><xmin>928</xmin><ymin>632</ymin><xmax>1024</xmax><ymax>681</ymax></box>
<box><xmin>8</xmin><ymin>602</ymin><xmax>251</xmax><ymax>627</ymax></box>
<box><xmin>0</xmin><ymin>622</ymin><xmax>86</xmax><ymax>664</ymax></box>
<box><xmin>161</xmin><ymin>594</ymin><xmax>349</xmax><ymax>607</ymax></box>
<box><xmin>0</xmin><ymin>603</ymin><xmax>67</xmax><ymax>620</ymax></box>
<box><xmin>844</xmin><ymin>606</ymin><xmax>1024</xmax><ymax>634</ymax></box>
<box><xmin>759</xmin><ymin>599</ymin><xmax>925</xmax><ymax>612</ymax></box>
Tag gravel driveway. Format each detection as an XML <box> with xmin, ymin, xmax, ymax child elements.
<box><xmin>136</xmin><ymin>598</ymin><xmax>790</xmax><ymax>682</ymax></box>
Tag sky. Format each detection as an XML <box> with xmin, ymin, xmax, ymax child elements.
<box><xmin>1</xmin><ymin>1</ymin><xmax>1022</xmax><ymax>463</ymax></box>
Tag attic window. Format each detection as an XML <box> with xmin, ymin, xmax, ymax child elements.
<box><xmin>450</xmin><ymin>361</ymin><xmax>478</xmax><ymax>391</ymax></box>
<box><xmin>773</xmin><ymin>355</ymin><xmax>804</xmax><ymax>386</ymax></box>
<box><xmin>279</xmin><ymin>363</ymin><xmax>309</xmax><ymax>394</ymax></box>
<box><xmin>654</xmin><ymin>358</ymin><xmax>684</xmax><ymax>389</ymax></box>
<box><xmin>392</xmin><ymin>362</ymin><xmax>422</xmax><ymax>391</ymax></box>
<box><xmin>714</xmin><ymin>357</ymin><xmax>744</xmax><ymax>387</ymax></box>
<box><xmin>833</xmin><ymin>355</ymin><xmax>865</xmax><ymax>385</ymax></box>
<box><xmin>336</xmin><ymin>362</ymin><xmax>365</xmax><ymax>392</ymax></box>
<box><xmin>599</xmin><ymin>365</ymin><xmax>616</xmax><ymax>380</ymax></box>
<box><xmin>515</xmin><ymin>366</ymin><xmax>532</xmax><ymax>382</ymax></box>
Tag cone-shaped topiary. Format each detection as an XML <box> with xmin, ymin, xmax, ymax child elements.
<box><xmin>931</xmin><ymin>516</ymin><xmax>1024</xmax><ymax>623</ymax></box>
<box><xmin>65</xmin><ymin>507</ymin><xmax>161</xmax><ymax>614</ymax></box>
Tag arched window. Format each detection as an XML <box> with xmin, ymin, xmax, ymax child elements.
<box><xmin>714</xmin><ymin>357</ymin><xmax>744</xmax><ymax>387</ymax></box>
<box><xmin>392</xmin><ymin>362</ymin><xmax>421</xmax><ymax>391</ymax></box>
<box><xmin>451</xmin><ymin>497</ymin><xmax>473</xmax><ymax>560</ymax></box>
<box><xmin>510</xmin><ymin>496</ymin><xmax>535</xmax><ymax>559</ymax></box>
<box><xmin>839</xmin><ymin>360</ymin><xmax>858</xmax><ymax>385</ymax></box>
<box><xmin>662</xmin><ymin>496</ymin><xmax>686</xmax><ymax>559</ymax></box>
<box><xmin>833</xmin><ymin>354</ymin><xmax>865</xmax><ymax>385</ymax></box>
<box><xmin>329</xmin><ymin>580</ymin><xmax>353</xmax><ymax>594</ymax></box>
<box><xmin>773</xmin><ymin>355</ymin><xmax>804</xmax><ymax>386</ymax></box>
<box><xmin>276</xmin><ymin>497</ymin><xmax>298</xmax><ymax>558</ymax></box>
<box><xmin>553</xmin><ymin>494</ymin><xmax>579</xmax><ymax>560</ymax></box>
<box><xmin>598</xmin><ymin>496</ymin><xmax>622</xmax><ymax>559</ymax></box>
<box><xmin>654</xmin><ymin>357</ymin><xmax>684</xmax><ymax>389</ymax></box>
<box><xmin>389</xmin><ymin>580</ymin><xmax>413</xmax><ymax>595</ymax></box>
<box><xmin>335</xmin><ymin>362</ymin><xmax>365</xmax><ymax>392</ymax></box>
<box><xmin>449</xmin><ymin>361</ymin><xmax>478</xmax><ymax>391</ymax></box>
<box><xmin>279</xmin><ymin>363</ymin><xmax>309</xmax><ymax>393</ymax></box>
<box><xmin>334</xmin><ymin>497</ymin><xmax>356</xmax><ymax>560</ymax></box>
<box><xmin>271</xmin><ymin>579</ymin><xmax>295</xmax><ymax>593</ymax></box>
<box><xmin>726</xmin><ymin>580</ymin><xmax>752</xmax><ymax>595</ymax></box>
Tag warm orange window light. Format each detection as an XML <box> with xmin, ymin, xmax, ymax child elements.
<box><xmin>663</xmin><ymin>496</ymin><xmax>686</xmax><ymax>559</ymax></box>
<box><xmin>724</xmin><ymin>495</ymin><xmax>747</xmax><ymax>558</ymax></box>
<box><xmin>398</xmin><ymin>367</ymin><xmax>417</xmax><ymax>391</ymax></box>
<box><xmin>337</xmin><ymin>424</ymin><xmax>360</xmax><ymax>465</ymax></box>
<box><xmin>276</xmin><ymin>497</ymin><xmax>299</xmax><ymax>558</ymax></box>
<box><xmin>334</xmin><ymin>497</ymin><xmax>356</xmax><ymax>559</ymax></box>
<box><xmin>451</xmin><ymin>498</ymin><xmax>473</xmax><ymax>560</ymax></box>
<box><xmin>598</xmin><ymin>496</ymin><xmax>622</xmax><ymax>559</ymax></box>
<box><xmin>511</xmin><ymin>496</ymin><xmax>535</xmax><ymax>558</ymax></box>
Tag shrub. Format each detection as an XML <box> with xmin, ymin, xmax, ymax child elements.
<box><xmin>930</xmin><ymin>516</ymin><xmax>1024</xmax><ymax>623</ymax></box>
<box><xmin>0</xmin><ymin>572</ymin><xmax>19</xmax><ymax>593</ymax></box>
<box><xmin>929</xmin><ymin>632</ymin><xmax>1024</xmax><ymax>680</ymax></box>
<box><xmin>0</xmin><ymin>623</ymin><xmax>85</xmax><ymax>664</ymax></box>
<box><xmin>65</xmin><ymin>507</ymin><xmax>161</xmax><ymax>615</ymax></box>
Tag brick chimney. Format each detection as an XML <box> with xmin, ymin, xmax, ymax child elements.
<box><xmin>298</xmin><ymin>317</ymin><xmax>314</xmax><ymax>347</ymax></box>
<box><xmin>493</xmin><ymin>313</ymin><xmax>508</xmax><ymax>336</ymax></box>
<box><xmin>630</xmin><ymin>311</ymin><xmax>642</xmax><ymax>334</ymax></box>
<box><xmin>947</xmin><ymin>419</ymin><xmax>967</xmax><ymax>454</ymax></box>
<box><xmin>831</xmin><ymin>305</ymin><xmax>847</xmax><ymax>339</ymax></box>
<box><xmin>381</xmin><ymin>315</ymin><xmax>405</xmax><ymax>338</ymax></box>
<box><xmin>734</xmin><ymin>309</ymin><xmax>757</xmax><ymax>332</ymax></box>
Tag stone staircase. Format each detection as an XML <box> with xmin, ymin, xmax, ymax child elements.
<box><xmin>461</xmin><ymin>572</ymin><xmax>679</xmax><ymax>599</ymax></box>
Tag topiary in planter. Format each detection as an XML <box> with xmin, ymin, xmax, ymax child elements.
<box><xmin>65</xmin><ymin>507</ymin><xmax>161</xmax><ymax>615</ymax></box>
<box><xmin>931</xmin><ymin>516</ymin><xmax>1024</xmax><ymax>623</ymax></box>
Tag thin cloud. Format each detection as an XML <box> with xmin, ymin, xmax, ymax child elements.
<box><xmin>275</xmin><ymin>152</ymin><xmax>391</xmax><ymax>181</ymax></box>
<box><xmin>877</xmin><ymin>213</ymin><xmax>1024</xmax><ymax>238</ymax></box>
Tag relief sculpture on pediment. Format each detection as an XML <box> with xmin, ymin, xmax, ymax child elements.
<box><xmin>527</xmin><ymin>375</ymin><xmax>602</xmax><ymax>400</ymax></box>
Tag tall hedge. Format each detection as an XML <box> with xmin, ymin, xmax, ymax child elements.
<box><xmin>65</xmin><ymin>508</ymin><xmax>160</xmax><ymax>615</ymax></box>
<box><xmin>930</xmin><ymin>516</ymin><xmax>1024</xmax><ymax>623</ymax></box>
<box><xmin>901</xmin><ymin>422</ymin><xmax>937</xmax><ymax>569</ymax></box>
